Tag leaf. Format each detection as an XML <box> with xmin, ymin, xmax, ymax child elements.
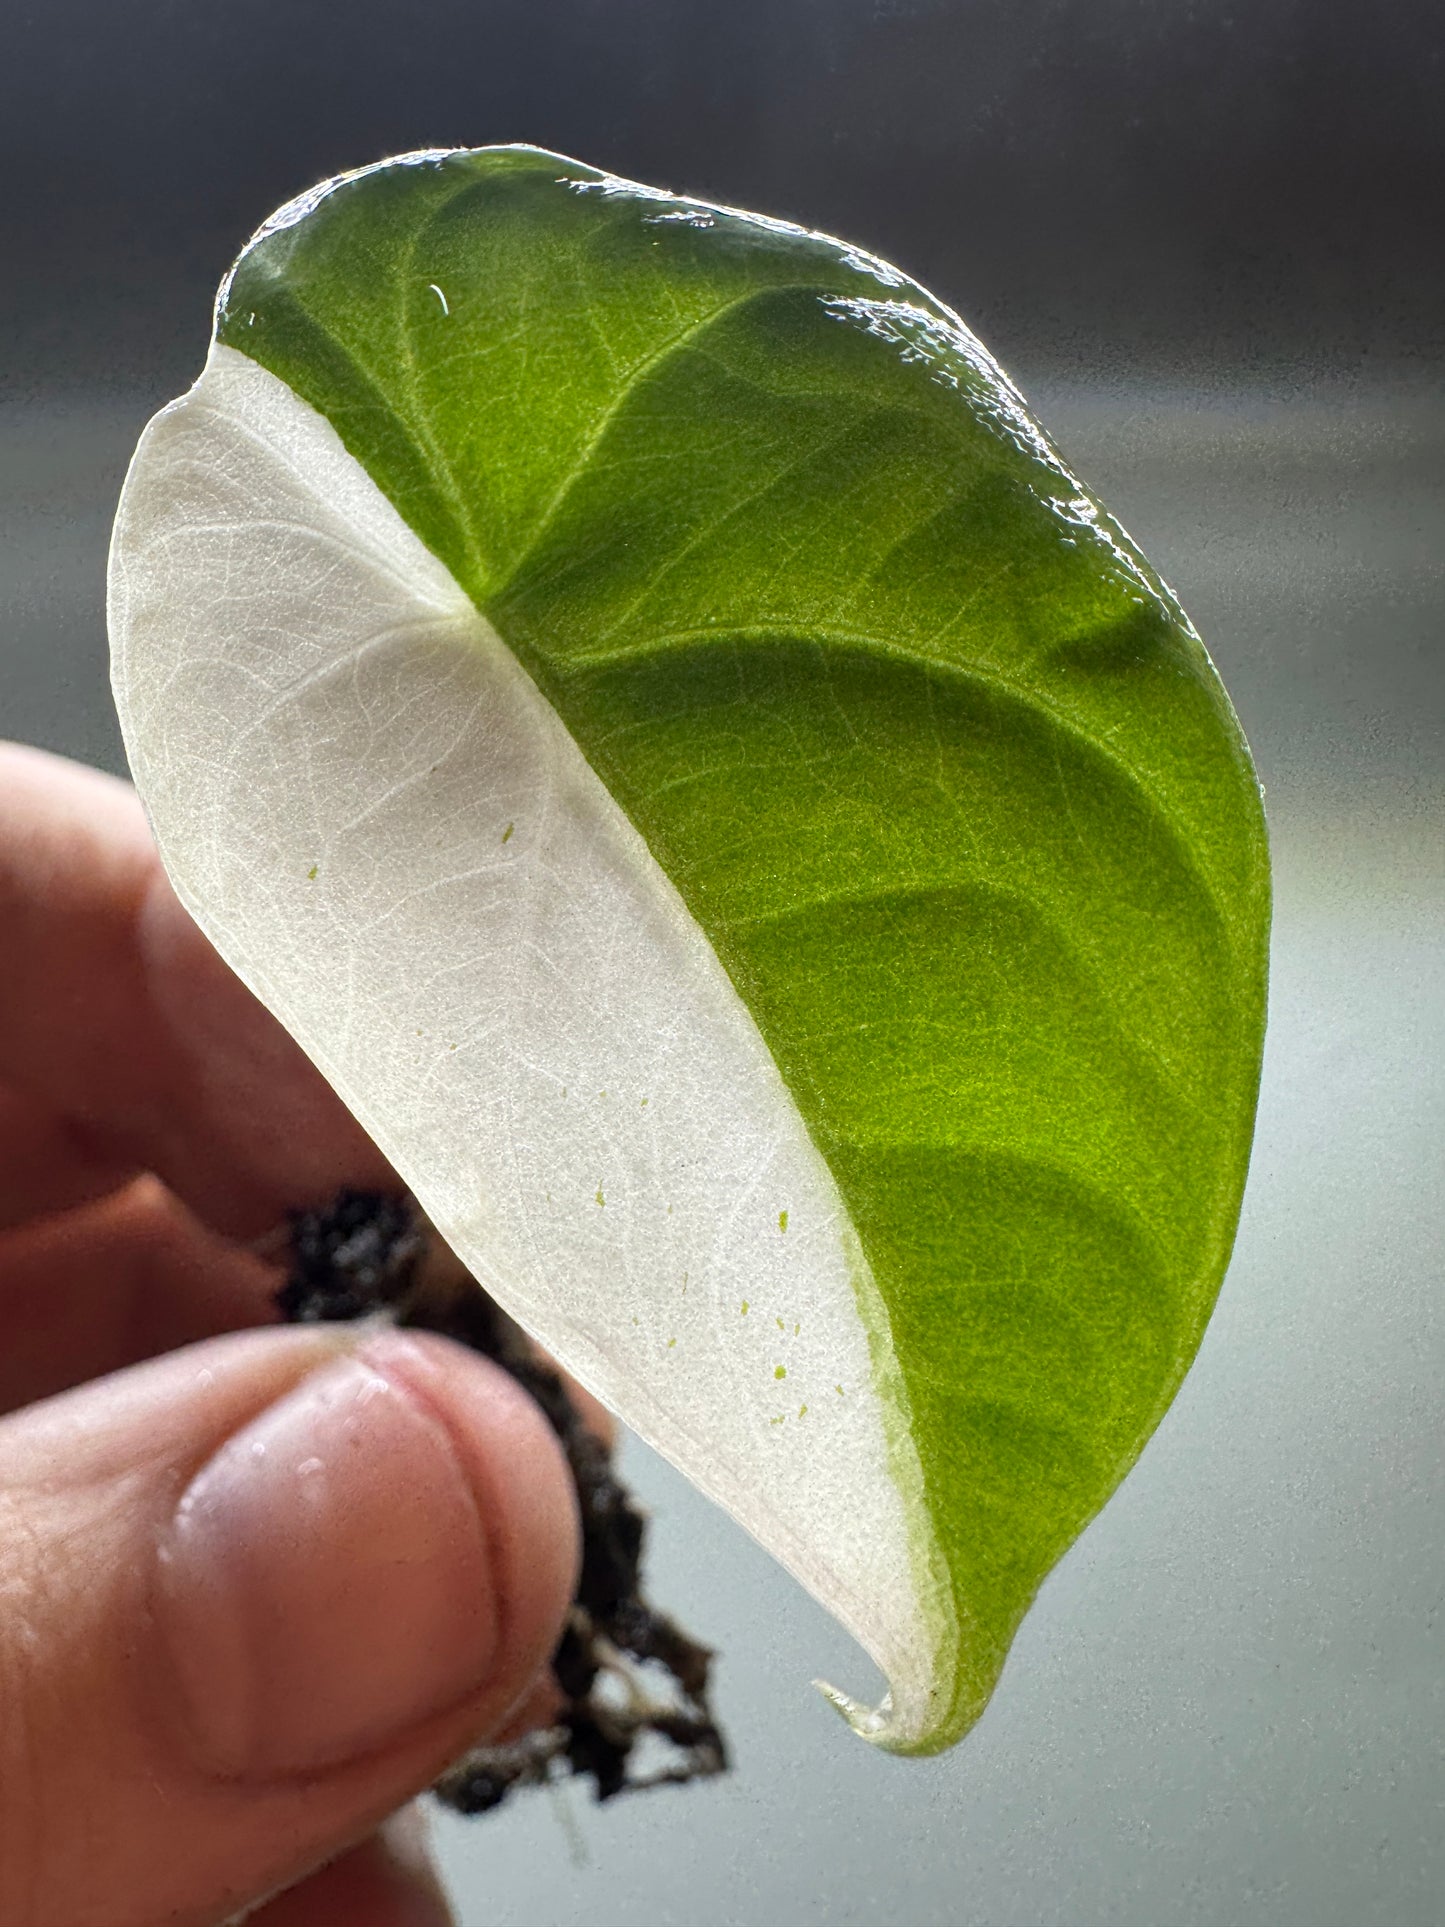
<box><xmin>109</xmin><ymin>147</ymin><xmax>1270</xmax><ymax>1754</ymax></box>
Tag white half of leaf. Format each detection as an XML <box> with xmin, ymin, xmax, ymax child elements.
<box><xmin>109</xmin><ymin>342</ymin><xmax>957</xmax><ymax>1747</ymax></box>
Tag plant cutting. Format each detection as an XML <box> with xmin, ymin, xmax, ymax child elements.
<box><xmin>108</xmin><ymin>145</ymin><xmax>1270</xmax><ymax>1773</ymax></box>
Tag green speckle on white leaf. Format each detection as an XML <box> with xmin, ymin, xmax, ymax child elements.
<box><xmin>109</xmin><ymin>144</ymin><xmax>1269</xmax><ymax>1758</ymax></box>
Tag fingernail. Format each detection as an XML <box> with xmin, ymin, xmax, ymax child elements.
<box><xmin>152</xmin><ymin>1334</ymin><xmax>500</xmax><ymax>1778</ymax></box>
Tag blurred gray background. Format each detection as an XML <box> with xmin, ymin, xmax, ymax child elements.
<box><xmin>2</xmin><ymin>2</ymin><xmax>1441</xmax><ymax>1922</ymax></box>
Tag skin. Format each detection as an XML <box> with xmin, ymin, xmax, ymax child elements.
<box><xmin>0</xmin><ymin>742</ymin><xmax>596</xmax><ymax>1927</ymax></box>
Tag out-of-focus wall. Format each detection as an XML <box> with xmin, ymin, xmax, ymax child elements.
<box><xmin>2</xmin><ymin>0</ymin><xmax>1441</xmax><ymax>399</ymax></box>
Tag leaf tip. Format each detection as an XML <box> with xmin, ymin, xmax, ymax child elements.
<box><xmin>811</xmin><ymin>1672</ymin><xmax>971</xmax><ymax>1758</ymax></box>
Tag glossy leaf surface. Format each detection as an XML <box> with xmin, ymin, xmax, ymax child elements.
<box><xmin>112</xmin><ymin>148</ymin><xmax>1270</xmax><ymax>1753</ymax></box>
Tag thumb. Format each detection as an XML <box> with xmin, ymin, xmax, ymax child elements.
<box><xmin>0</xmin><ymin>1324</ymin><xmax>579</xmax><ymax>1927</ymax></box>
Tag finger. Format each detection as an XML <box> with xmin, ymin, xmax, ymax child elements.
<box><xmin>0</xmin><ymin>1175</ymin><xmax>278</xmax><ymax>1416</ymax></box>
<box><xmin>0</xmin><ymin>1084</ymin><xmax>140</xmax><ymax>1234</ymax></box>
<box><xmin>247</xmin><ymin>1809</ymin><xmax>453</xmax><ymax>1927</ymax></box>
<box><xmin>0</xmin><ymin>743</ymin><xmax>392</xmax><ymax>1236</ymax></box>
<box><xmin>0</xmin><ymin>1325</ymin><xmax>578</xmax><ymax>1927</ymax></box>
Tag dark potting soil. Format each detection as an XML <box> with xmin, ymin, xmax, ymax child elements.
<box><xmin>276</xmin><ymin>1189</ymin><xmax>728</xmax><ymax>1815</ymax></box>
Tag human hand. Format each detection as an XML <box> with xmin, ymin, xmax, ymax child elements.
<box><xmin>0</xmin><ymin>744</ymin><xmax>582</xmax><ymax>1927</ymax></box>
